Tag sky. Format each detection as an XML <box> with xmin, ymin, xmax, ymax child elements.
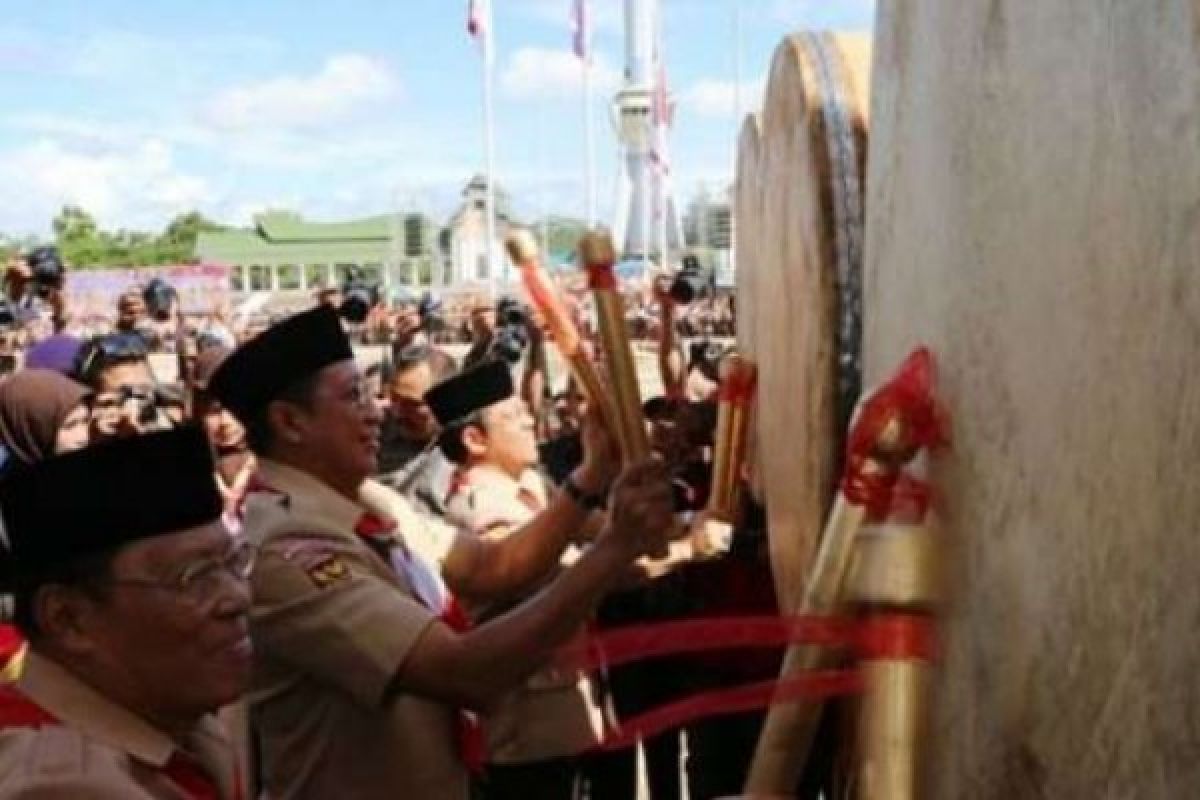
<box><xmin>0</xmin><ymin>0</ymin><xmax>875</xmax><ymax>237</ymax></box>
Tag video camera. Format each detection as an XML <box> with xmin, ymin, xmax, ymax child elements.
<box><xmin>25</xmin><ymin>246</ymin><xmax>65</xmax><ymax>300</ymax></box>
<box><xmin>340</xmin><ymin>267</ymin><xmax>381</xmax><ymax>324</ymax></box>
<box><xmin>669</xmin><ymin>254</ymin><xmax>712</xmax><ymax>305</ymax></box>
<box><xmin>417</xmin><ymin>291</ymin><xmax>446</xmax><ymax>334</ymax></box>
<box><xmin>142</xmin><ymin>278</ymin><xmax>178</xmax><ymax>322</ymax></box>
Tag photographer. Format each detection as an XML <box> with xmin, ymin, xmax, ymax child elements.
<box><xmin>73</xmin><ymin>332</ymin><xmax>178</xmax><ymax>440</ymax></box>
<box><xmin>4</xmin><ymin>246</ymin><xmax>69</xmax><ymax>339</ymax></box>
<box><xmin>463</xmin><ymin>299</ymin><xmax>498</xmax><ymax>369</ymax></box>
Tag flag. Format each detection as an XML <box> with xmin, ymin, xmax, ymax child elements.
<box><xmin>467</xmin><ymin>0</ymin><xmax>493</xmax><ymax>63</ymax></box>
<box><xmin>650</xmin><ymin>58</ymin><xmax>671</xmax><ymax>177</ymax></box>
<box><xmin>571</xmin><ymin>0</ymin><xmax>589</xmax><ymax>60</ymax></box>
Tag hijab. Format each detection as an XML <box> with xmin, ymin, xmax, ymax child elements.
<box><xmin>0</xmin><ymin>369</ymin><xmax>91</xmax><ymax>467</ymax></box>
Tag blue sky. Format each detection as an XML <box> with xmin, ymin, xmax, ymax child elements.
<box><xmin>0</xmin><ymin>0</ymin><xmax>874</xmax><ymax>236</ymax></box>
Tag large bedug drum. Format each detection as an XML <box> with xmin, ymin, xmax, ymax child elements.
<box><xmin>862</xmin><ymin>1</ymin><xmax>1200</xmax><ymax>795</ymax></box>
<box><xmin>751</xmin><ymin>29</ymin><xmax>872</xmax><ymax>624</ymax></box>
<box><xmin>742</xmin><ymin>30</ymin><xmax>871</xmax><ymax>793</ymax></box>
<box><xmin>734</xmin><ymin>113</ymin><xmax>763</xmax><ymax>359</ymax></box>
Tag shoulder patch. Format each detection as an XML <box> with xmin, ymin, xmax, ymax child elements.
<box><xmin>300</xmin><ymin>553</ymin><xmax>351</xmax><ymax>589</ymax></box>
<box><xmin>274</xmin><ymin>542</ymin><xmax>352</xmax><ymax>590</ymax></box>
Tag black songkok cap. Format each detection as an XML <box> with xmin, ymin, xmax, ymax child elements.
<box><xmin>424</xmin><ymin>359</ymin><xmax>513</xmax><ymax>427</ymax></box>
<box><xmin>0</xmin><ymin>427</ymin><xmax>222</xmax><ymax>586</ymax></box>
<box><xmin>208</xmin><ymin>306</ymin><xmax>353</xmax><ymax>425</ymax></box>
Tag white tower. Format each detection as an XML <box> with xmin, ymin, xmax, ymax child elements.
<box><xmin>611</xmin><ymin>0</ymin><xmax>682</xmax><ymax>265</ymax></box>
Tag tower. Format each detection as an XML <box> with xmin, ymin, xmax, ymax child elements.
<box><xmin>611</xmin><ymin>0</ymin><xmax>683</xmax><ymax>266</ymax></box>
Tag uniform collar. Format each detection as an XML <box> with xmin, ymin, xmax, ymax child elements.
<box><xmin>17</xmin><ymin>648</ymin><xmax>227</xmax><ymax>769</ymax></box>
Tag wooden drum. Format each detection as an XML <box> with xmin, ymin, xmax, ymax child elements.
<box><xmin>864</xmin><ymin>1</ymin><xmax>1200</xmax><ymax>795</ymax></box>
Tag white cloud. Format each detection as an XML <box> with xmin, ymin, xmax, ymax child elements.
<box><xmin>500</xmin><ymin>47</ymin><xmax>621</xmax><ymax>99</ymax></box>
<box><xmin>203</xmin><ymin>54</ymin><xmax>402</xmax><ymax>131</ymax></box>
<box><xmin>0</xmin><ymin>138</ymin><xmax>212</xmax><ymax>235</ymax></box>
<box><xmin>681</xmin><ymin>75</ymin><xmax>767</xmax><ymax>118</ymax></box>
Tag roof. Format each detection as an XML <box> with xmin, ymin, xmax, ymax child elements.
<box><xmin>196</xmin><ymin>211</ymin><xmax>431</xmax><ymax>266</ymax></box>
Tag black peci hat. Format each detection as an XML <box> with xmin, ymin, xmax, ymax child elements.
<box><xmin>0</xmin><ymin>427</ymin><xmax>222</xmax><ymax>587</ymax></box>
<box><xmin>424</xmin><ymin>359</ymin><xmax>513</xmax><ymax>428</ymax></box>
<box><xmin>208</xmin><ymin>306</ymin><xmax>353</xmax><ymax>425</ymax></box>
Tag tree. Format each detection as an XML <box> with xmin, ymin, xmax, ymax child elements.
<box><xmin>49</xmin><ymin>206</ymin><xmax>228</xmax><ymax>268</ymax></box>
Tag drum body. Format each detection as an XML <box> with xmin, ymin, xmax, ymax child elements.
<box><xmin>865</xmin><ymin>2</ymin><xmax>1200</xmax><ymax>795</ymax></box>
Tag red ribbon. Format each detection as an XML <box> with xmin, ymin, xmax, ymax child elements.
<box><xmin>558</xmin><ymin>615</ymin><xmax>855</xmax><ymax>673</ymax></box>
<box><xmin>856</xmin><ymin>614</ymin><xmax>938</xmax><ymax>662</ymax></box>
<box><xmin>584</xmin><ymin>262</ymin><xmax>618</xmax><ymax>291</ymax></box>
<box><xmin>841</xmin><ymin>347</ymin><xmax>949</xmax><ymax>521</ymax></box>
<box><xmin>598</xmin><ymin>670</ymin><xmax>863</xmax><ymax>750</ymax></box>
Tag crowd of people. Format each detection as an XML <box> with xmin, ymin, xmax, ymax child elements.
<box><xmin>0</xmin><ymin>245</ymin><xmax>779</xmax><ymax>800</ymax></box>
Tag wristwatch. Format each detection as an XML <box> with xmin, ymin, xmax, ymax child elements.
<box><xmin>562</xmin><ymin>474</ymin><xmax>606</xmax><ymax>511</ymax></box>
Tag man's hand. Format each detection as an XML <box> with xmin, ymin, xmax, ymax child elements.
<box><xmin>604</xmin><ymin>460</ymin><xmax>675</xmax><ymax>558</ymax></box>
<box><xmin>574</xmin><ymin>407</ymin><xmax>619</xmax><ymax>494</ymax></box>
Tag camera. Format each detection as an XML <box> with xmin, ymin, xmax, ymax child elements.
<box><xmin>142</xmin><ymin>278</ymin><xmax>178</xmax><ymax>322</ymax></box>
<box><xmin>490</xmin><ymin>296</ymin><xmax>530</xmax><ymax>365</ymax></box>
<box><xmin>25</xmin><ymin>246</ymin><xmax>65</xmax><ymax>299</ymax></box>
<box><xmin>417</xmin><ymin>291</ymin><xmax>446</xmax><ymax>334</ymax></box>
<box><xmin>669</xmin><ymin>254</ymin><xmax>712</xmax><ymax>305</ymax></box>
<box><xmin>340</xmin><ymin>268</ymin><xmax>381</xmax><ymax>324</ymax></box>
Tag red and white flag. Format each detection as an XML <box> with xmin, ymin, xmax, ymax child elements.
<box><xmin>571</xmin><ymin>0</ymin><xmax>590</xmax><ymax>60</ymax></box>
<box><xmin>467</xmin><ymin>0</ymin><xmax>493</xmax><ymax>63</ymax></box>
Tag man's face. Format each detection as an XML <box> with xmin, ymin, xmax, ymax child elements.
<box><xmin>477</xmin><ymin>395</ymin><xmax>538</xmax><ymax>474</ymax></box>
<box><xmin>116</xmin><ymin>295</ymin><xmax>145</xmax><ymax>331</ymax></box>
<box><xmin>197</xmin><ymin>396</ymin><xmax>246</xmax><ymax>453</ymax></box>
<box><xmin>81</xmin><ymin>523</ymin><xmax>252</xmax><ymax>721</ymax></box>
<box><xmin>387</xmin><ymin>362</ymin><xmax>437</xmax><ymax>442</ymax></box>
<box><xmin>91</xmin><ymin>360</ymin><xmax>162</xmax><ymax>440</ymax></box>
<box><xmin>293</xmin><ymin>360</ymin><xmax>384</xmax><ymax>487</ymax></box>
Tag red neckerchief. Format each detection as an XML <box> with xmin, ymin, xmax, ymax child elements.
<box><xmin>0</xmin><ymin>625</ymin><xmax>23</xmax><ymax>670</ymax></box>
<box><xmin>0</xmin><ymin>684</ymin><xmax>232</xmax><ymax>800</ymax></box>
<box><xmin>353</xmin><ymin>512</ymin><xmax>485</xmax><ymax>773</ymax></box>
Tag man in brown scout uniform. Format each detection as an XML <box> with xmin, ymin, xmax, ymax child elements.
<box><xmin>210</xmin><ymin>306</ymin><xmax>673</xmax><ymax>800</ymax></box>
<box><xmin>0</xmin><ymin>427</ymin><xmax>251</xmax><ymax>799</ymax></box>
<box><xmin>429</xmin><ymin>360</ymin><xmax>612</xmax><ymax>798</ymax></box>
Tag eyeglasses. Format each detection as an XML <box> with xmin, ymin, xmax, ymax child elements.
<box><xmin>107</xmin><ymin>540</ymin><xmax>256</xmax><ymax>610</ymax></box>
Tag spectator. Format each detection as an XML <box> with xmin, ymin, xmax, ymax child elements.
<box><xmin>192</xmin><ymin>346</ymin><xmax>254</xmax><ymax>521</ymax></box>
<box><xmin>74</xmin><ymin>333</ymin><xmax>175</xmax><ymax>439</ymax></box>
<box><xmin>376</xmin><ymin>343</ymin><xmax>456</xmax><ymax>517</ymax></box>
<box><xmin>0</xmin><ymin>369</ymin><xmax>91</xmax><ymax>477</ymax></box>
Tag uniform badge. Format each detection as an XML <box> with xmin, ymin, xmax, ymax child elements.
<box><xmin>300</xmin><ymin>552</ymin><xmax>350</xmax><ymax>589</ymax></box>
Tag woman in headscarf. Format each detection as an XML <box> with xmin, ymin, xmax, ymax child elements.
<box><xmin>0</xmin><ymin>368</ymin><xmax>92</xmax><ymax>674</ymax></box>
<box><xmin>0</xmin><ymin>368</ymin><xmax>92</xmax><ymax>476</ymax></box>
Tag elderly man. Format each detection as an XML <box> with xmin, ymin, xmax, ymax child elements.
<box><xmin>210</xmin><ymin>306</ymin><xmax>672</xmax><ymax>800</ymax></box>
<box><xmin>0</xmin><ymin>427</ymin><xmax>251</xmax><ymax>798</ymax></box>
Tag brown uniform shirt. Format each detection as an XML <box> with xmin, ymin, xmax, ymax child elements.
<box><xmin>0</xmin><ymin>649</ymin><xmax>238</xmax><ymax>799</ymax></box>
<box><xmin>446</xmin><ymin>464</ymin><xmax>606</xmax><ymax>764</ymax></box>
<box><xmin>243</xmin><ymin>459</ymin><xmax>468</xmax><ymax>800</ymax></box>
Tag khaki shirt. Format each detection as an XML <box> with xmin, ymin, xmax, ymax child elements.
<box><xmin>0</xmin><ymin>649</ymin><xmax>238</xmax><ymax>799</ymax></box>
<box><xmin>447</xmin><ymin>464</ymin><xmax>606</xmax><ymax>764</ymax></box>
<box><xmin>243</xmin><ymin>459</ymin><xmax>469</xmax><ymax>800</ymax></box>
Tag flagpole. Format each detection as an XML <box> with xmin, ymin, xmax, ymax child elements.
<box><xmin>656</xmin><ymin>9</ymin><xmax>668</xmax><ymax>272</ymax></box>
<box><xmin>483</xmin><ymin>0</ymin><xmax>498</xmax><ymax>299</ymax></box>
